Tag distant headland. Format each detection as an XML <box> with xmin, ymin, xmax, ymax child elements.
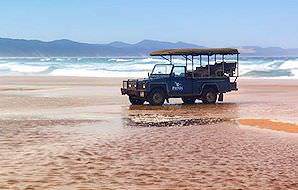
<box><xmin>0</xmin><ymin>37</ymin><xmax>297</xmax><ymax>57</ymax></box>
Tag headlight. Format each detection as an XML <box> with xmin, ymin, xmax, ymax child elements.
<box><xmin>127</xmin><ymin>81</ymin><xmax>136</xmax><ymax>88</ymax></box>
<box><xmin>142</xmin><ymin>83</ymin><xmax>146</xmax><ymax>89</ymax></box>
<box><xmin>123</xmin><ymin>81</ymin><xmax>128</xmax><ymax>89</ymax></box>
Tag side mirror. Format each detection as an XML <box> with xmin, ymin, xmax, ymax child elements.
<box><xmin>147</xmin><ymin>72</ymin><xmax>150</xmax><ymax>77</ymax></box>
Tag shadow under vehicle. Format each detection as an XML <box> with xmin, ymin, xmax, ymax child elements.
<box><xmin>121</xmin><ymin>48</ymin><xmax>239</xmax><ymax>105</ymax></box>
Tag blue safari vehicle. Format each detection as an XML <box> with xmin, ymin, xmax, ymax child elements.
<box><xmin>121</xmin><ymin>48</ymin><xmax>239</xmax><ymax>105</ymax></box>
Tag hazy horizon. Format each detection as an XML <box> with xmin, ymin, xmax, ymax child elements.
<box><xmin>1</xmin><ymin>37</ymin><xmax>298</xmax><ymax>49</ymax></box>
<box><xmin>0</xmin><ymin>0</ymin><xmax>297</xmax><ymax>48</ymax></box>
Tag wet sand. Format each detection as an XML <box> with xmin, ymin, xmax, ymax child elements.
<box><xmin>239</xmin><ymin>119</ymin><xmax>298</xmax><ymax>133</ymax></box>
<box><xmin>0</xmin><ymin>76</ymin><xmax>297</xmax><ymax>189</ymax></box>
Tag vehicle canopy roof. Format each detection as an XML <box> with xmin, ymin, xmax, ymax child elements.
<box><xmin>150</xmin><ymin>48</ymin><xmax>239</xmax><ymax>56</ymax></box>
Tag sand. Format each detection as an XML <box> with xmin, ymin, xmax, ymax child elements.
<box><xmin>239</xmin><ymin>119</ymin><xmax>298</xmax><ymax>133</ymax></box>
<box><xmin>0</xmin><ymin>76</ymin><xmax>297</xmax><ymax>189</ymax></box>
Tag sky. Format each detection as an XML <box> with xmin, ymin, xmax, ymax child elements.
<box><xmin>0</xmin><ymin>0</ymin><xmax>297</xmax><ymax>48</ymax></box>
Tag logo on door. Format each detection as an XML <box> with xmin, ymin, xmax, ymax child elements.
<box><xmin>172</xmin><ymin>82</ymin><xmax>184</xmax><ymax>91</ymax></box>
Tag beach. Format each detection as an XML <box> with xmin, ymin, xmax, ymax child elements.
<box><xmin>0</xmin><ymin>76</ymin><xmax>297</xmax><ymax>189</ymax></box>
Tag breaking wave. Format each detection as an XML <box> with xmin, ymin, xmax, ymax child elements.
<box><xmin>0</xmin><ymin>57</ymin><xmax>297</xmax><ymax>78</ymax></box>
<box><xmin>0</xmin><ymin>63</ymin><xmax>49</xmax><ymax>73</ymax></box>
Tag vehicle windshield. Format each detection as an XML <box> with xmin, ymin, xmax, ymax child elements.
<box><xmin>151</xmin><ymin>64</ymin><xmax>173</xmax><ymax>75</ymax></box>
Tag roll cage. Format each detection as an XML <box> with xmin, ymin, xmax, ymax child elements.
<box><xmin>150</xmin><ymin>48</ymin><xmax>240</xmax><ymax>82</ymax></box>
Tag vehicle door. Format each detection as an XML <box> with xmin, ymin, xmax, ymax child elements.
<box><xmin>169</xmin><ymin>66</ymin><xmax>193</xmax><ymax>96</ymax></box>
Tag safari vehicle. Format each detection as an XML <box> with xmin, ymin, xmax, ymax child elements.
<box><xmin>121</xmin><ymin>48</ymin><xmax>239</xmax><ymax>105</ymax></box>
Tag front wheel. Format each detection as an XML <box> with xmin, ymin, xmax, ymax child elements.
<box><xmin>148</xmin><ymin>89</ymin><xmax>165</xmax><ymax>106</ymax></box>
<box><xmin>181</xmin><ymin>97</ymin><xmax>196</xmax><ymax>104</ymax></box>
<box><xmin>129</xmin><ymin>97</ymin><xmax>145</xmax><ymax>105</ymax></box>
<box><xmin>202</xmin><ymin>88</ymin><xmax>217</xmax><ymax>104</ymax></box>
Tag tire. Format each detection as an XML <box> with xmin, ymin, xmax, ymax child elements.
<box><xmin>148</xmin><ymin>89</ymin><xmax>165</xmax><ymax>106</ymax></box>
<box><xmin>181</xmin><ymin>97</ymin><xmax>196</xmax><ymax>104</ymax></box>
<box><xmin>129</xmin><ymin>97</ymin><xmax>145</xmax><ymax>105</ymax></box>
<box><xmin>202</xmin><ymin>88</ymin><xmax>217</xmax><ymax>104</ymax></box>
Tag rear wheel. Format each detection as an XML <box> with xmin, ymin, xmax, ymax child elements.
<box><xmin>202</xmin><ymin>88</ymin><xmax>217</xmax><ymax>104</ymax></box>
<box><xmin>148</xmin><ymin>89</ymin><xmax>165</xmax><ymax>106</ymax></box>
<box><xmin>129</xmin><ymin>97</ymin><xmax>145</xmax><ymax>105</ymax></box>
<box><xmin>181</xmin><ymin>97</ymin><xmax>196</xmax><ymax>104</ymax></box>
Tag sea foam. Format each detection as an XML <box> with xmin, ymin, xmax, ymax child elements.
<box><xmin>0</xmin><ymin>63</ymin><xmax>49</xmax><ymax>73</ymax></box>
<box><xmin>0</xmin><ymin>57</ymin><xmax>297</xmax><ymax>78</ymax></box>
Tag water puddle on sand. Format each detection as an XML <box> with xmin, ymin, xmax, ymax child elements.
<box><xmin>124</xmin><ymin>103</ymin><xmax>240</xmax><ymax>128</ymax></box>
<box><xmin>239</xmin><ymin>118</ymin><xmax>298</xmax><ymax>133</ymax></box>
<box><xmin>125</xmin><ymin>114</ymin><xmax>229</xmax><ymax>127</ymax></box>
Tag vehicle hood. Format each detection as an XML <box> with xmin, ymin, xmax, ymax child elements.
<box><xmin>126</xmin><ymin>78</ymin><xmax>148</xmax><ymax>82</ymax></box>
<box><xmin>126</xmin><ymin>76</ymin><xmax>166</xmax><ymax>83</ymax></box>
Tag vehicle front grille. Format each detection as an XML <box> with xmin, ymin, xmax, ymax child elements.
<box><xmin>127</xmin><ymin>81</ymin><xmax>137</xmax><ymax>89</ymax></box>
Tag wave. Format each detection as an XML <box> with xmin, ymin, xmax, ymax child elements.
<box><xmin>241</xmin><ymin>59</ymin><xmax>298</xmax><ymax>78</ymax></box>
<box><xmin>140</xmin><ymin>57</ymin><xmax>165</xmax><ymax>63</ymax></box>
<box><xmin>40</xmin><ymin>58</ymin><xmax>51</xmax><ymax>62</ymax></box>
<box><xmin>49</xmin><ymin>68</ymin><xmax>147</xmax><ymax>78</ymax></box>
<box><xmin>108</xmin><ymin>58</ymin><xmax>133</xmax><ymax>62</ymax></box>
<box><xmin>0</xmin><ymin>57</ymin><xmax>297</xmax><ymax>78</ymax></box>
<box><xmin>0</xmin><ymin>63</ymin><xmax>49</xmax><ymax>73</ymax></box>
<box><xmin>55</xmin><ymin>58</ymin><xmax>65</xmax><ymax>62</ymax></box>
<box><xmin>242</xmin><ymin>69</ymin><xmax>294</xmax><ymax>78</ymax></box>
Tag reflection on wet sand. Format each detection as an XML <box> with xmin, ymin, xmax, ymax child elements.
<box><xmin>239</xmin><ymin>118</ymin><xmax>298</xmax><ymax>133</ymax></box>
<box><xmin>126</xmin><ymin>103</ymin><xmax>238</xmax><ymax>128</ymax></box>
<box><xmin>0</xmin><ymin>77</ymin><xmax>298</xmax><ymax>189</ymax></box>
<box><xmin>126</xmin><ymin>114</ymin><xmax>228</xmax><ymax>127</ymax></box>
<box><xmin>129</xmin><ymin>103</ymin><xmax>240</xmax><ymax>118</ymax></box>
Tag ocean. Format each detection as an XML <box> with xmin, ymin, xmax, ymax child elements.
<box><xmin>0</xmin><ymin>57</ymin><xmax>297</xmax><ymax>78</ymax></box>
